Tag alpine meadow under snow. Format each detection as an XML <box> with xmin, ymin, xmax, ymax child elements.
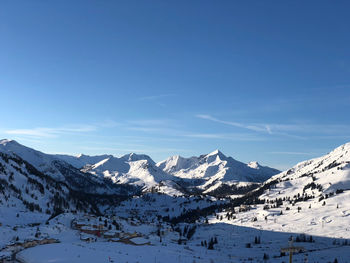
<box><xmin>0</xmin><ymin>139</ymin><xmax>350</xmax><ymax>262</ymax></box>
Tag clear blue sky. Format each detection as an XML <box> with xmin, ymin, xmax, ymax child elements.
<box><xmin>1</xmin><ymin>0</ymin><xmax>350</xmax><ymax>170</ymax></box>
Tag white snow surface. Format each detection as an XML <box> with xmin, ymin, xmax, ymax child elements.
<box><xmin>263</xmin><ymin>142</ymin><xmax>350</xmax><ymax>200</ymax></box>
<box><xmin>1</xmin><ymin>141</ymin><xmax>350</xmax><ymax>262</ymax></box>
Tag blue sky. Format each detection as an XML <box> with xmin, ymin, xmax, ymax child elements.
<box><xmin>1</xmin><ymin>1</ymin><xmax>350</xmax><ymax>170</ymax></box>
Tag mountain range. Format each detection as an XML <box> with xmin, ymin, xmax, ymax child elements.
<box><xmin>0</xmin><ymin>139</ymin><xmax>280</xmax><ymax>197</ymax></box>
<box><xmin>1</xmin><ymin>138</ymin><xmax>350</xmax><ymax>221</ymax></box>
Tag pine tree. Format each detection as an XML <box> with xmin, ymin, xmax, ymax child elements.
<box><xmin>207</xmin><ymin>238</ymin><xmax>214</xmax><ymax>250</ymax></box>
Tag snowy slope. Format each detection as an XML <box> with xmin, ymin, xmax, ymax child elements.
<box><xmin>157</xmin><ymin>150</ymin><xmax>280</xmax><ymax>193</ymax></box>
<box><xmin>0</xmin><ymin>140</ymin><xmax>137</xmax><ymax>195</ymax></box>
<box><xmin>0</xmin><ymin>139</ymin><xmax>65</xmax><ymax>181</ymax></box>
<box><xmin>0</xmin><ymin>150</ymin><xmax>97</xmax><ymax>215</ymax></box>
<box><xmin>261</xmin><ymin>142</ymin><xmax>350</xmax><ymax>200</ymax></box>
<box><xmin>210</xmin><ymin>142</ymin><xmax>350</xmax><ymax>243</ymax></box>
<box><xmin>1</xmin><ymin>141</ymin><xmax>350</xmax><ymax>263</ymax></box>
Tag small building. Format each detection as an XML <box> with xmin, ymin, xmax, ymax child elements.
<box><xmin>103</xmin><ymin>230</ymin><xmax>121</xmax><ymax>239</ymax></box>
<box><xmin>74</xmin><ymin>221</ymin><xmax>87</xmax><ymax>229</ymax></box>
<box><xmin>80</xmin><ymin>233</ymin><xmax>96</xmax><ymax>243</ymax></box>
<box><xmin>239</xmin><ymin>205</ymin><xmax>250</xmax><ymax>212</ymax></box>
<box><xmin>92</xmin><ymin>224</ymin><xmax>105</xmax><ymax>230</ymax></box>
<box><xmin>80</xmin><ymin>226</ymin><xmax>101</xmax><ymax>236</ymax></box>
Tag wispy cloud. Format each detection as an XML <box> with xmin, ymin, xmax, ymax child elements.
<box><xmin>196</xmin><ymin>114</ymin><xmax>300</xmax><ymax>139</ymax></box>
<box><xmin>136</xmin><ymin>94</ymin><xmax>175</xmax><ymax>101</ymax></box>
<box><xmin>268</xmin><ymin>151</ymin><xmax>317</xmax><ymax>156</ymax></box>
<box><xmin>127</xmin><ymin>119</ymin><xmax>174</xmax><ymax>126</ymax></box>
<box><xmin>196</xmin><ymin>114</ymin><xmax>350</xmax><ymax>140</ymax></box>
<box><xmin>80</xmin><ymin>145</ymin><xmax>189</xmax><ymax>154</ymax></box>
<box><xmin>184</xmin><ymin>132</ymin><xmax>265</xmax><ymax>141</ymax></box>
<box><xmin>124</xmin><ymin>118</ymin><xmax>183</xmax><ymax>135</ymax></box>
<box><xmin>196</xmin><ymin>114</ymin><xmax>270</xmax><ymax>133</ymax></box>
<box><xmin>116</xmin><ymin>117</ymin><xmax>269</xmax><ymax>142</ymax></box>
<box><xmin>95</xmin><ymin>120</ymin><xmax>120</xmax><ymax>128</ymax></box>
<box><xmin>5</xmin><ymin>125</ymin><xmax>97</xmax><ymax>138</ymax></box>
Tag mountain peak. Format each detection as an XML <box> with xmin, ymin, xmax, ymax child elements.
<box><xmin>207</xmin><ymin>149</ymin><xmax>224</xmax><ymax>157</ymax></box>
<box><xmin>121</xmin><ymin>153</ymin><xmax>155</xmax><ymax>164</ymax></box>
<box><xmin>0</xmin><ymin>139</ymin><xmax>18</xmax><ymax>146</ymax></box>
<box><xmin>248</xmin><ymin>161</ymin><xmax>260</xmax><ymax>169</ymax></box>
<box><xmin>330</xmin><ymin>141</ymin><xmax>350</xmax><ymax>155</ymax></box>
<box><xmin>206</xmin><ymin>150</ymin><xmax>227</xmax><ymax>162</ymax></box>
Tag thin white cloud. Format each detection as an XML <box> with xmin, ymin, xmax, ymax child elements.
<box><xmin>136</xmin><ymin>94</ymin><xmax>175</xmax><ymax>101</ymax></box>
<box><xmin>268</xmin><ymin>151</ymin><xmax>316</xmax><ymax>155</ymax></box>
<box><xmin>196</xmin><ymin>114</ymin><xmax>350</xmax><ymax>139</ymax></box>
<box><xmin>95</xmin><ymin>120</ymin><xmax>121</xmax><ymax>128</ymax></box>
<box><xmin>121</xmin><ymin>117</ymin><xmax>267</xmax><ymax>141</ymax></box>
<box><xmin>124</xmin><ymin>118</ymin><xmax>183</xmax><ymax>135</ymax></box>
<box><xmin>126</xmin><ymin>127</ymin><xmax>169</xmax><ymax>133</ymax></box>
<box><xmin>196</xmin><ymin>114</ymin><xmax>269</xmax><ymax>133</ymax></box>
<box><xmin>80</xmin><ymin>146</ymin><xmax>189</xmax><ymax>154</ymax></box>
<box><xmin>128</xmin><ymin>119</ymin><xmax>174</xmax><ymax>126</ymax></box>
<box><xmin>272</xmin><ymin>123</ymin><xmax>350</xmax><ymax>134</ymax></box>
<box><xmin>5</xmin><ymin>125</ymin><xmax>97</xmax><ymax>138</ymax></box>
<box><xmin>184</xmin><ymin>133</ymin><xmax>265</xmax><ymax>141</ymax></box>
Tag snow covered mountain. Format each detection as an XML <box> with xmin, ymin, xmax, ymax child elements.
<box><xmin>0</xmin><ymin>139</ymin><xmax>137</xmax><ymax>195</ymax></box>
<box><xmin>156</xmin><ymin>150</ymin><xmax>280</xmax><ymax>194</ymax></box>
<box><xmin>1</xmin><ymin>139</ymin><xmax>350</xmax><ymax>263</ymax></box>
<box><xmin>258</xmin><ymin>142</ymin><xmax>350</xmax><ymax>201</ymax></box>
<box><xmin>79</xmin><ymin>149</ymin><xmax>279</xmax><ymax>195</ymax></box>
<box><xmin>0</xmin><ymin>150</ymin><xmax>98</xmax><ymax>215</ymax></box>
<box><xmin>54</xmin><ymin>153</ymin><xmax>113</xmax><ymax>169</ymax></box>
<box><xmin>0</xmin><ymin>139</ymin><xmax>279</xmax><ymax>196</ymax></box>
<box><xmin>82</xmin><ymin>155</ymin><xmax>173</xmax><ymax>188</ymax></box>
<box><xmin>204</xmin><ymin>142</ymin><xmax>350</xmax><ymax>248</ymax></box>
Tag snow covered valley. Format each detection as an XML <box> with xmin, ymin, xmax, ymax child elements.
<box><xmin>1</xmin><ymin>140</ymin><xmax>350</xmax><ymax>262</ymax></box>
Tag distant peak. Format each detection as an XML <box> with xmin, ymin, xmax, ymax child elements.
<box><xmin>205</xmin><ymin>150</ymin><xmax>227</xmax><ymax>162</ymax></box>
<box><xmin>0</xmin><ymin>139</ymin><xmax>18</xmax><ymax>145</ymax></box>
<box><xmin>76</xmin><ymin>153</ymin><xmax>85</xmax><ymax>158</ymax></box>
<box><xmin>169</xmin><ymin>155</ymin><xmax>181</xmax><ymax>160</ymax></box>
<box><xmin>331</xmin><ymin>141</ymin><xmax>350</xmax><ymax>153</ymax></box>
<box><xmin>207</xmin><ymin>149</ymin><xmax>224</xmax><ymax>157</ymax></box>
<box><xmin>121</xmin><ymin>152</ymin><xmax>155</xmax><ymax>164</ymax></box>
<box><xmin>248</xmin><ymin>161</ymin><xmax>260</xmax><ymax>169</ymax></box>
<box><xmin>121</xmin><ymin>152</ymin><xmax>136</xmax><ymax>160</ymax></box>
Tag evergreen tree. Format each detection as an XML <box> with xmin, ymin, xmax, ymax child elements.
<box><xmin>207</xmin><ymin>238</ymin><xmax>214</xmax><ymax>250</ymax></box>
